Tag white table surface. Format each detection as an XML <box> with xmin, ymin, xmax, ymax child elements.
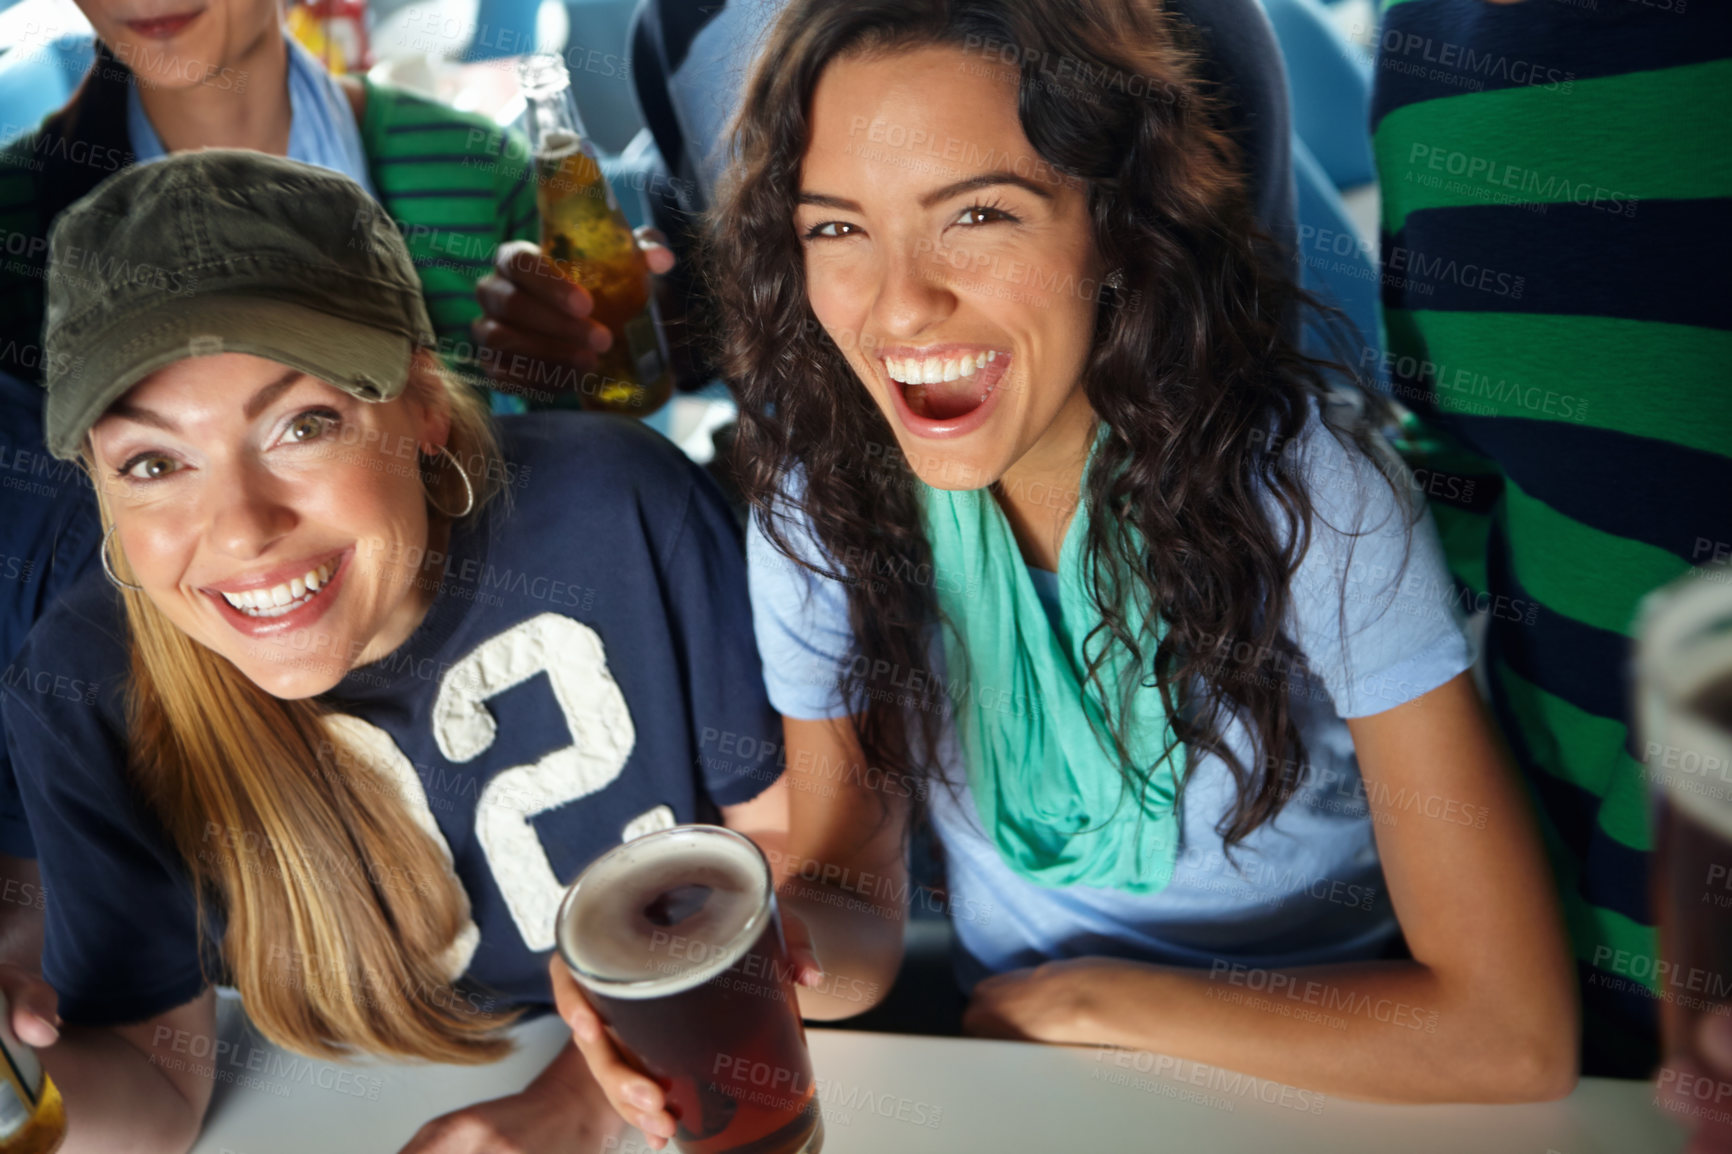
<box><xmin>188</xmin><ymin>991</ymin><xmax>1685</xmax><ymax>1154</ymax></box>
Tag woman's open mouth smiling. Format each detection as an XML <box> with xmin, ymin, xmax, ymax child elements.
<box><xmin>219</xmin><ymin>560</ymin><xmax>336</xmax><ymax>618</ymax></box>
<box><xmin>204</xmin><ymin>549</ymin><xmax>352</xmax><ymax>636</ymax></box>
<box><xmin>881</xmin><ymin>345</ymin><xmax>1012</xmax><ymax>436</ymax></box>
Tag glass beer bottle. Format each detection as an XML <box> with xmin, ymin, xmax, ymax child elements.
<box><xmin>517</xmin><ymin>54</ymin><xmax>674</xmax><ymax>416</ymax></box>
<box><xmin>0</xmin><ymin>992</ymin><xmax>64</xmax><ymax>1153</ymax></box>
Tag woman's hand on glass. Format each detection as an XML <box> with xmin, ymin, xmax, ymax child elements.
<box><xmin>547</xmin><ymin>910</ymin><xmax>824</xmax><ymax>1151</ymax></box>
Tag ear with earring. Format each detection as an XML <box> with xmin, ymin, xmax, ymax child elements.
<box><xmin>420</xmin><ymin>443</ymin><xmax>476</xmax><ymax>519</ymax></box>
<box><xmin>100</xmin><ymin>523</ymin><xmax>144</xmax><ymax>593</ymax></box>
<box><xmin>90</xmin><ymin>438</ymin><xmax>145</xmax><ymax>594</ymax></box>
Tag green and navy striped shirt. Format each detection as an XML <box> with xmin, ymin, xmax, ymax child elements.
<box><xmin>1373</xmin><ymin>0</ymin><xmax>1732</xmax><ymax>1077</ymax></box>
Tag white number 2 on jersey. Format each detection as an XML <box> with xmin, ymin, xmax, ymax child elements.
<box><xmin>331</xmin><ymin>613</ymin><xmax>653</xmax><ymax>959</ymax></box>
<box><xmin>434</xmin><ymin>615</ymin><xmax>637</xmax><ymax>952</ymax></box>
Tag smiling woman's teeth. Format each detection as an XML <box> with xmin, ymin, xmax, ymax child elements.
<box><xmin>885</xmin><ymin>350</ymin><xmax>995</xmax><ymax>385</ymax></box>
<box><xmin>221</xmin><ymin>563</ymin><xmax>334</xmax><ymax>618</ymax></box>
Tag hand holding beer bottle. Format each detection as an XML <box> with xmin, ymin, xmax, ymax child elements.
<box><xmin>473</xmin><ymin>231</ymin><xmax>676</xmax><ymax>408</ymax></box>
<box><xmin>474</xmin><ymin>54</ymin><xmax>678</xmax><ymax>416</ymax></box>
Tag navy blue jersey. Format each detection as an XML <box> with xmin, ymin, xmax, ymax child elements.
<box><xmin>0</xmin><ymin>413</ymin><xmax>782</xmax><ymax>1027</ymax></box>
<box><xmin>0</xmin><ymin>371</ymin><xmax>102</xmax><ymax>858</ymax></box>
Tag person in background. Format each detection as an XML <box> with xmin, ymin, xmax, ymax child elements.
<box><xmin>1</xmin><ymin>149</ymin><xmax>788</xmax><ymax>1153</ymax></box>
<box><xmin>1371</xmin><ymin>0</ymin><xmax>1732</xmax><ymax>1080</ymax></box>
<box><xmin>554</xmin><ymin>0</ymin><xmax>1578</xmax><ymax>1142</ymax></box>
<box><xmin>0</xmin><ymin>0</ymin><xmax>663</xmax><ymax>408</ymax></box>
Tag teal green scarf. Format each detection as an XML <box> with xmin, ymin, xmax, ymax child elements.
<box><xmin>919</xmin><ymin>445</ymin><xmax>1182</xmax><ymax>893</ymax></box>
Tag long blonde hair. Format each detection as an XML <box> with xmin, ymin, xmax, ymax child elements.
<box><xmin>104</xmin><ymin>353</ymin><xmax>519</xmax><ymax>1061</ymax></box>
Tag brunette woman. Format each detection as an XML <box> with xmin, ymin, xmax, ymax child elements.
<box><xmin>560</xmin><ymin>0</ymin><xmax>1577</xmax><ymax>1142</ymax></box>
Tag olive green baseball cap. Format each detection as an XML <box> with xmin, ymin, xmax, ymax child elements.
<box><xmin>43</xmin><ymin>149</ymin><xmax>437</xmax><ymax>459</ymax></box>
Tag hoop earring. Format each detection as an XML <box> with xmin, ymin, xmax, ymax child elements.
<box><xmin>100</xmin><ymin>524</ymin><xmax>144</xmax><ymax>593</ymax></box>
<box><xmin>422</xmin><ymin>444</ymin><xmax>476</xmax><ymax>520</ymax></box>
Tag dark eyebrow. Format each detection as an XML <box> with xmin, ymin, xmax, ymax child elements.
<box><xmin>104</xmin><ymin>398</ymin><xmax>175</xmax><ymax>431</ymax></box>
<box><xmin>241</xmin><ymin>368</ymin><xmax>309</xmax><ymax>419</ymax></box>
<box><xmin>917</xmin><ymin>171</ymin><xmax>1054</xmax><ymax>208</ymax></box>
<box><xmin>796</xmin><ymin>170</ymin><xmax>1055</xmax><ymax>214</ymax></box>
<box><xmin>796</xmin><ymin>192</ymin><xmax>863</xmax><ymax>211</ymax></box>
<box><xmin>107</xmin><ymin>366</ymin><xmax>307</xmax><ymax>431</ymax></box>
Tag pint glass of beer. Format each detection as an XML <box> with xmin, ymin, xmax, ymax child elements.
<box><xmin>1636</xmin><ymin>567</ymin><xmax>1732</xmax><ymax>1086</ymax></box>
<box><xmin>556</xmin><ymin>825</ymin><xmax>823</xmax><ymax>1154</ymax></box>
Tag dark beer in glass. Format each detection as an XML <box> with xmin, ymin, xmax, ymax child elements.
<box><xmin>556</xmin><ymin>825</ymin><xmax>823</xmax><ymax>1154</ymax></box>
<box><xmin>1638</xmin><ymin>569</ymin><xmax>1732</xmax><ymax>1083</ymax></box>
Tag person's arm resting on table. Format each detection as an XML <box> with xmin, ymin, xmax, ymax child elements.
<box><xmin>964</xmin><ymin>672</ymin><xmax>1580</xmax><ymax>1104</ymax></box>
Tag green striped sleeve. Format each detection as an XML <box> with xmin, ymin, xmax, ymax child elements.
<box><xmin>360</xmin><ymin>83</ymin><xmax>523</xmax><ymax>348</ymax></box>
<box><xmin>1500</xmin><ymin>476</ymin><xmax>1690</xmax><ymax>637</ymax></box>
<box><xmin>1390</xmin><ymin>311</ymin><xmax>1732</xmax><ymax>457</ymax></box>
<box><xmin>1565</xmin><ymin>888</ymin><xmax>1660</xmax><ymax>995</ymax></box>
<box><xmin>1390</xmin><ymin>399</ymin><xmax>1497</xmax><ymax>597</ymax></box>
<box><xmin>1375</xmin><ymin>60</ymin><xmax>1732</xmax><ymax>233</ymax></box>
<box><xmin>1494</xmin><ymin>660</ymin><xmax>1650</xmax><ymax>850</ymax></box>
<box><xmin>497</xmin><ymin>131</ymin><xmax>539</xmax><ymax>247</ymax></box>
<box><xmin>1524</xmin><ymin>795</ymin><xmax>1660</xmax><ymax>993</ymax></box>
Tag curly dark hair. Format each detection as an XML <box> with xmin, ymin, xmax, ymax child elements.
<box><xmin>708</xmin><ymin>0</ymin><xmax>1400</xmax><ymax>851</ymax></box>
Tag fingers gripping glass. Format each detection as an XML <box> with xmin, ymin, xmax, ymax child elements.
<box><xmin>556</xmin><ymin>825</ymin><xmax>823</xmax><ymax>1154</ymax></box>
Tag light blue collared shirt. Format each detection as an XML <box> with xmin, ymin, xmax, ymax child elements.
<box><xmin>126</xmin><ymin>32</ymin><xmax>377</xmax><ymax>199</ymax></box>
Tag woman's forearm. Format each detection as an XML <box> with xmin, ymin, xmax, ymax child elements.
<box><xmin>0</xmin><ymin>862</ymin><xmax>198</xmax><ymax>1150</ymax></box>
<box><xmin>48</xmin><ymin>1026</ymin><xmax>206</xmax><ymax>1154</ymax></box>
<box><xmin>781</xmin><ymin>878</ymin><xmax>904</xmax><ymax>1021</ymax></box>
<box><xmin>525</xmin><ymin>1036</ymin><xmax>597</xmax><ymax>1099</ymax></box>
<box><xmin>772</xmin><ymin>717</ymin><xmax>914</xmax><ymax>1023</ymax></box>
<box><xmin>1037</xmin><ymin>956</ymin><xmax>1575</xmax><ymax>1104</ymax></box>
<box><xmin>739</xmin><ymin>825</ymin><xmax>904</xmax><ymax>1020</ymax></box>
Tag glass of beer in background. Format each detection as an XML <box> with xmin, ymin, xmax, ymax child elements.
<box><xmin>1637</xmin><ymin>566</ymin><xmax>1732</xmax><ymax>1110</ymax></box>
<box><xmin>516</xmin><ymin>54</ymin><xmax>674</xmax><ymax>416</ymax></box>
<box><xmin>557</xmin><ymin>825</ymin><xmax>823</xmax><ymax>1154</ymax></box>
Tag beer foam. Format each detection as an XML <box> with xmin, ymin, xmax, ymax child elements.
<box><xmin>557</xmin><ymin>826</ymin><xmax>771</xmax><ymax>1000</ymax></box>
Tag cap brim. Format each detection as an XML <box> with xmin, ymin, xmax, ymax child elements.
<box><xmin>46</xmin><ymin>295</ymin><xmax>418</xmax><ymax>459</ymax></box>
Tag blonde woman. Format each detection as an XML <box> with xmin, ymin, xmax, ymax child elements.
<box><xmin>0</xmin><ymin>150</ymin><xmax>788</xmax><ymax>1153</ymax></box>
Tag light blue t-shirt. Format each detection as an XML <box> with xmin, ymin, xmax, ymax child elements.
<box><xmin>746</xmin><ymin>410</ymin><xmax>1476</xmax><ymax>989</ymax></box>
